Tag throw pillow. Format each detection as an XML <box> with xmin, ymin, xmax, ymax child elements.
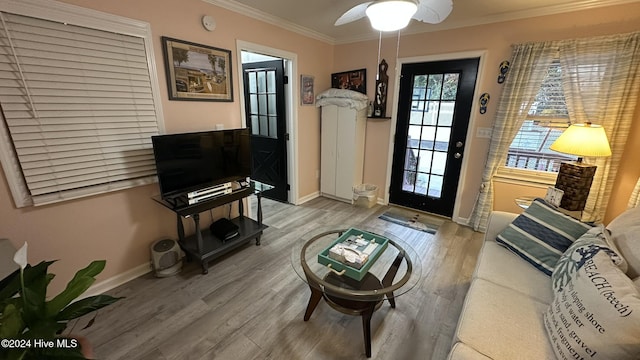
<box><xmin>496</xmin><ymin>198</ymin><xmax>592</xmax><ymax>275</ymax></box>
<box><xmin>552</xmin><ymin>225</ymin><xmax>627</xmax><ymax>292</ymax></box>
<box><xmin>606</xmin><ymin>205</ymin><xmax>640</xmax><ymax>278</ymax></box>
<box><xmin>543</xmin><ymin>251</ymin><xmax>640</xmax><ymax>359</ymax></box>
<box><xmin>601</xmin><ymin>226</ymin><xmax>628</xmax><ymax>273</ymax></box>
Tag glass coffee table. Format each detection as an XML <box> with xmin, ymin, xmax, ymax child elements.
<box><xmin>291</xmin><ymin>226</ymin><xmax>422</xmax><ymax>358</ymax></box>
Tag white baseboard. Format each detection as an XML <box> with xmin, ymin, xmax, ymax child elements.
<box><xmin>81</xmin><ymin>262</ymin><xmax>152</xmax><ymax>299</ymax></box>
<box><xmin>453</xmin><ymin>215</ymin><xmax>472</xmax><ymax>228</ymax></box>
<box><xmin>297</xmin><ymin>191</ymin><xmax>319</xmax><ymax>204</ymax></box>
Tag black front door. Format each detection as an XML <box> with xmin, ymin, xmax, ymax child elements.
<box><xmin>242</xmin><ymin>60</ymin><xmax>288</xmax><ymax>202</ymax></box>
<box><xmin>389</xmin><ymin>58</ymin><xmax>479</xmax><ymax>217</ymax></box>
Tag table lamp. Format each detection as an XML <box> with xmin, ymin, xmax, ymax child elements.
<box><xmin>549</xmin><ymin>122</ymin><xmax>611</xmax><ymax>211</ymax></box>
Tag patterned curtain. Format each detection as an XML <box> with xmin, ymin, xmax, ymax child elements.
<box><xmin>469</xmin><ymin>43</ymin><xmax>555</xmax><ymax>231</ymax></box>
<box><xmin>470</xmin><ymin>32</ymin><xmax>640</xmax><ymax>231</ymax></box>
<box><xmin>630</xmin><ymin>177</ymin><xmax>640</xmax><ymax>209</ymax></box>
<box><xmin>560</xmin><ymin>32</ymin><xmax>640</xmax><ymax>221</ymax></box>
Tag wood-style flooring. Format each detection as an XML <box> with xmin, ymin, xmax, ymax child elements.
<box><xmin>78</xmin><ymin>197</ymin><xmax>484</xmax><ymax>360</ymax></box>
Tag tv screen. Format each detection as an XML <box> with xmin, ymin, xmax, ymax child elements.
<box><xmin>151</xmin><ymin>128</ymin><xmax>251</xmax><ymax>198</ymax></box>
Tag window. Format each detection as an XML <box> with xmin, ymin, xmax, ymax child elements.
<box><xmin>504</xmin><ymin>61</ymin><xmax>576</xmax><ymax>174</ymax></box>
<box><xmin>0</xmin><ymin>2</ymin><xmax>164</xmax><ymax>207</ymax></box>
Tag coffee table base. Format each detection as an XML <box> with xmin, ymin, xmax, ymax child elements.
<box><xmin>303</xmin><ymin>273</ymin><xmax>390</xmax><ymax>358</ymax></box>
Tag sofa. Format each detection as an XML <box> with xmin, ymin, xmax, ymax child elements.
<box><xmin>448</xmin><ymin>201</ymin><xmax>640</xmax><ymax>360</ymax></box>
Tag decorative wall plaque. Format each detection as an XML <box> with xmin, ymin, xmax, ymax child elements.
<box><xmin>372</xmin><ymin>59</ymin><xmax>389</xmax><ymax>118</ymax></box>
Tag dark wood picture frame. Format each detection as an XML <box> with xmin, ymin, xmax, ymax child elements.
<box><xmin>161</xmin><ymin>36</ymin><xmax>233</xmax><ymax>102</ymax></box>
<box><xmin>331</xmin><ymin>68</ymin><xmax>366</xmax><ymax>94</ymax></box>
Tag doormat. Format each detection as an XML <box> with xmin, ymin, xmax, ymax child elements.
<box><xmin>378</xmin><ymin>207</ymin><xmax>443</xmax><ymax>234</ymax></box>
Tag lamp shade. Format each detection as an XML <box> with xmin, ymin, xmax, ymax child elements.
<box><xmin>550</xmin><ymin>122</ymin><xmax>612</xmax><ymax>158</ymax></box>
<box><xmin>366</xmin><ymin>0</ymin><xmax>417</xmax><ymax>32</ymax></box>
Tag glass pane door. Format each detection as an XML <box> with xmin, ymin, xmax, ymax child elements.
<box><xmin>402</xmin><ymin>73</ymin><xmax>459</xmax><ymax>198</ymax></box>
<box><xmin>389</xmin><ymin>58</ymin><xmax>479</xmax><ymax>217</ymax></box>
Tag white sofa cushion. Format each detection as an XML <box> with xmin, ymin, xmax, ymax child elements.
<box><xmin>607</xmin><ymin>205</ymin><xmax>640</xmax><ymax>278</ymax></box>
<box><xmin>474</xmin><ymin>241</ymin><xmax>553</xmax><ymax>304</ymax></box>
<box><xmin>453</xmin><ymin>279</ymin><xmax>556</xmax><ymax>360</ymax></box>
<box><xmin>447</xmin><ymin>342</ymin><xmax>492</xmax><ymax>360</ymax></box>
<box><xmin>496</xmin><ymin>198</ymin><xmax>592</xmax><ymax>275</ymax></box>
<box><xmin>484</xmin><ymin>211</ymin><xmax>518</xmax><ymax>243</ymax></box>
<box><xmin>544</xmin><ymin>250</ymin><xmax>640</xmax><ymax>359</ymax></box>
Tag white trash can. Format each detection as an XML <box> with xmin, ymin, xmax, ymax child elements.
<box><xmin>353</xmin><ymin>184</ymin><xmax>378</xmax><ymax>208</ymax></box>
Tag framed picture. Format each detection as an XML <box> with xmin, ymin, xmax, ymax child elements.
<box><xmin>331</xmin><ymin>68</ymin><xmax>366</xmax><ymax>94</ymax></box>
<box><xmin>161</xmin><ymin>36</ymin><xmax>233</xmax><ymax>102</ymax></box>
<box><xmin>545</xmin><ymin>187</ymin><xmax>564</xmax><ymax>207</ymax></box>
<box><xmin>301</xmin><ymin>74</ymin><xmax>315</xmax><ymax>105</ymax></box>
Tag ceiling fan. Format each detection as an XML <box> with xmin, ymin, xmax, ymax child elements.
<box><xmin>335</xmin><ymin>0</ymin><xmax>453</xmax><ymax>32</ymax></box>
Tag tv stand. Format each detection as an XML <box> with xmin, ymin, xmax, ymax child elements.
<box><xmin>152</xmin><ymin>180</ymin><xmax>274</xmax><ymax>274</ymax></box>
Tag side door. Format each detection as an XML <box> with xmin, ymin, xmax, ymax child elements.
<box><xmin>389</xmin><ymin>58</ymin><xmax>479</xmax><ymax>217</ymax></box>
<box><xmin>242</xmin><ymin>60</ymin><xmax>288</xmax><ymax>202</ymax></box>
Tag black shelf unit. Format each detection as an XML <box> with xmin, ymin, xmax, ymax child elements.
<box><xmin>152</xmin><ymin>181</ymin><xmax>271</xmax><ymax>274</ymax></box>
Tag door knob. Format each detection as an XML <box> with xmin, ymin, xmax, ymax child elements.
<box><xmin>456</xmin><ymin>141</ymin><xmax>464</xmax><ymax>148</ymax></box>
<box><xmin>454</xmin><ymin>153</ymin><xmax>462</xmax><ymax>159</ymax></box>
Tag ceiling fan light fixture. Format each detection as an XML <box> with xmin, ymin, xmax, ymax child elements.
<box><xmin>366</xmin><ymin>0</ymin><xmax>418</xmax><ymax>32</ymax></box>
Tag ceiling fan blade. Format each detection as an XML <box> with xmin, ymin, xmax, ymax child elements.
<box><xmin>413</xmin><ymin>0</ymin><xmax>453</xmax><ymax>24</ymax></box>
<box><xmin>334</xmin><ymin>2</ymin><xmax>373</xmax><ymax>26</ymax></box>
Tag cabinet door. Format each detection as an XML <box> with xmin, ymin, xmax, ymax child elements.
<box><xmin>335</xmin><ymin>107</ymin><xmax>358</xmax><ymax>200</ymax></box>
<box><xmin>320</xmin><ymin>105</ymin><xmax>338</xmax><ymax>196</ymax></box>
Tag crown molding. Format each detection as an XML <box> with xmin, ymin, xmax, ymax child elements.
<box><xmin>432</xmin><ymin>0</ymin><xmax>640</xmax><ymax>34</ymax></box>
<box><xmin>204</xmin><ymin>0</ymin><xmax>640</xmax><ymax>46</ymax></box>
<box><xmin>202</xmin><ymin>0</ymin><xmax>336</xmax><ymax>45</ymax></box>
<box><xmin>336</xmin><ymin>0</ymin><xmax>640</xmax><ymax>44</ymax></box>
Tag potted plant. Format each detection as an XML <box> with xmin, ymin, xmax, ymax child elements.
<box><xmin>0</xmin><ymin>243</ymin><xmax>122</xmax><ymax>359</ymax></box>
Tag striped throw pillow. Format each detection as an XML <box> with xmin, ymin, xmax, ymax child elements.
<box><xmin>496</xmin><ymin>198</ymin><xmax>593</xmax><ymax>276</ymax></box>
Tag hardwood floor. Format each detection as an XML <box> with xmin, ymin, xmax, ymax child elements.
<box><xmin>79</xmin><ymin>197</ymin><xmax>484</xmax><ymax>360</ymax></box>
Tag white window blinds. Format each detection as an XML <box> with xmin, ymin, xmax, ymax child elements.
<box><xmin>0</xmin><ymin>12</ymin><xmax>160</xmax><ymax>206</ymax></box>
<box><xmin>506</xmin><ymin>60</ymin><xmax>575</xmax><ymax>172</ymax></box>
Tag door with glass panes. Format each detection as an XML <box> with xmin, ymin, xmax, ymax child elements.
<box><xmin>389</xmin><ymin>58</ymin><xmax>479</xmax><ymax>217</ymax></box>
<box><xmin>242</xmin><ymin>60</ymin><xmax>288</xmax><ymax>202</ymax></box>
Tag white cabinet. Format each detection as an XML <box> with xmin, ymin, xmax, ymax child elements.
<box><xmin>320</xmin><ymin>104</ymin><xmax>367</xmax><ymax>203</ymax></box>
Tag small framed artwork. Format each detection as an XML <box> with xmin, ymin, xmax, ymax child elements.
<box><xmin>301</xmin><ymin>74</ymin><xmax>315</xmax><ymax>105</ymax></box>
<box><xmin>545</xmin><ymin>187</ymin><xmax>564</xmax><ymax>207</ymax></box>
<box><xmin>331</xmin><ymin>68</ymin><xmax>366</xmax><ymax>94</ymax></box>
<box><xmin>161</xmin><ymin>36</ymin><xmax>233</xmax><ymax>102</ymax></box>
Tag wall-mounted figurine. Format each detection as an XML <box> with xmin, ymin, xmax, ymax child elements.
<box><xmin>497</xmin><ymin>60</ymin><xmax>510</xmax><ymax>84</ymax></box>
<box><xmin>479</xmin><ymin>93</ymin><xmax>490</xmax><ymax>114</ymax></box>
<box><xmin>373</xmin><ymin>59</ymin><xmax>389</xmax><ymax>118</ymax></box>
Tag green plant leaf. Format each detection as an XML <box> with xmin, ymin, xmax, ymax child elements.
<box><xmin>3</xmin><ymin>348</ymin><xmax>27</xmax><ymax>360</ymax></box>
<box><xmin>21</xmin><ymin>270</ymin><xmax>49</xmax><ymax>327</ymax></box>
<box><xmin>0</xmin><ymin>269</ymin><xmax>19</xmax><ymax>297</ymax></box>
<box><xmin>22</xmin><ymin>317</ymin><xmax>63</xmax><ymax>340</ymax></box>
<box><xmin>0</xmin><ymin>303</ymin><xmax>24</xmax><ymax>338</ymax></box>
<box><xmin>0</xmin><ymin>261</ymin><xmax>55</xmax><ymax>302</ymax></box>
<box><xmin>45</xmin><ymin>261</ymin><xmax>105</xmax><ymax>317</ymax></box>
<box><xmin>56</xmin><ymin>295</ymin><xmax>123</xmax><ymax>321</ymax></box>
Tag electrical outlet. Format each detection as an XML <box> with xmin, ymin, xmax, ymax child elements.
<box><xmin>476</xmin><ymin>127</ymin><xmax>492</xmax><ymax>138</ymax></box>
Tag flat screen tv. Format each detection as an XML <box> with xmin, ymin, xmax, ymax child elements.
<box><xmin>151</xmin><ymin>128</ymin><xmax>251</xmax><ymax>199</ymax></box>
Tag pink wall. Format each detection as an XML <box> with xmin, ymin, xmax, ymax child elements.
<box><xmin>605</xmin><ymin>98</ymin><xmax>640</xmax><ymax>223</ymax></box>
<box><xmin>1</xmin><ymin>0</ymin><xmax>639</xmax><ymax>295</ymax></box>
<box><xmin>0</xmin><ymin>0</ymin><xmax>333</xmax><ymax>294</ymax></box>
<box><xmin>333</xmin><ymin>2</ymin><xmax>640</xmax><ymax>221</ymax></box>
